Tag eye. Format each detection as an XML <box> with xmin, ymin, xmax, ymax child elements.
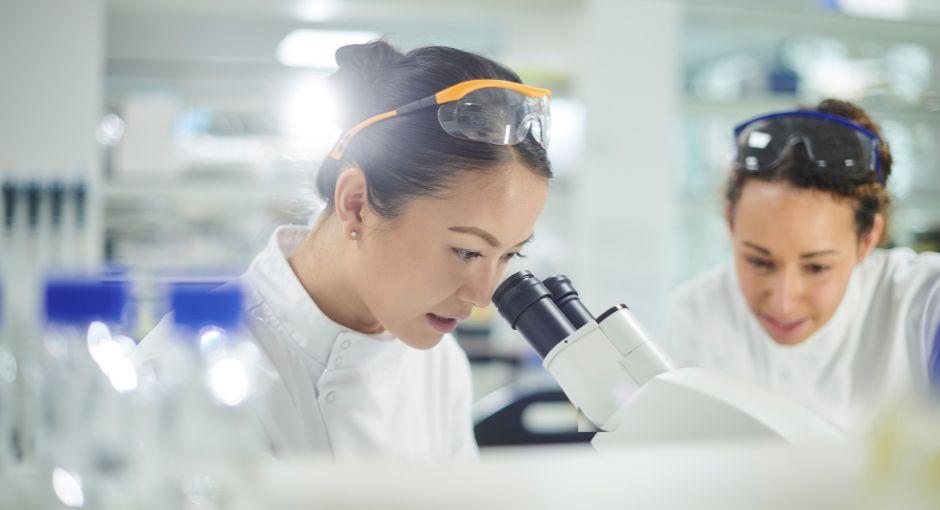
<box><xmin>746</xmin><ymin>257</ymin><xmax>774</xmax><ymax>271</ymax></box>
<box><xmin>453</xmin><ymin>248</ymin><xmax>484</xmax><ymax>262</ymax></box>
<box><xmin>501</xmin><ymin>252</ymin><xmax>527</xmax><ymax>262</ymax></box>
<box><xmin>804</xmin><ymin>263</ymin><xmax>831</xmax><ymax>275</ymax></box>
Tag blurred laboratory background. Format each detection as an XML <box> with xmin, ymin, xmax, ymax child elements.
<box><xmin>2</xmin><ymin>0</ymin><xmax>940</xmax><ymax>449</ymax></box>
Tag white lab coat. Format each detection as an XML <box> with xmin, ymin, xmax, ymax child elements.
<box><xmin>664</xmin><ymin>247</ymin><xmax>940</xmax><ymax>434</ymax></box>
<box><xmin>135</xmin><ymin>226</ymin><xmax>479</xmax><ymax>460</ymax></box>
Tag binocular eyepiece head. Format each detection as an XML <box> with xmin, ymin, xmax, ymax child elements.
<box><xmin>492</xmin><ymin>271</ymin><xmax>594</xmax><ymax>358</ymax></box>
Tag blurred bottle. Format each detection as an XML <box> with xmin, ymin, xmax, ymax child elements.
<box><xmin>138</xmin><ymin>282</ymin><xmax>269</xmax><ymax>509</ymax></box>
<box><xmin>33</xmin><ymin>277</ymin><xmax>138</xmax><ymax>510</ymax></box>
<box><xmin>0</xmin><ymin>282</ymin><xmax>15</xmax><ymax>508</ymax></box>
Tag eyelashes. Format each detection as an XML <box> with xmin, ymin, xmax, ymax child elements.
<box><xmin>746</xmin><ymin>257</ymin><xmax>832</xmax><ymax>275</ymax></box>
<box><xmin>452</xmin><ymin>248</ymin><xmax>527</xmax><ymax>263</ymax></box>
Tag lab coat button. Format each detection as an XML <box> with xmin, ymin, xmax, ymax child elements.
<box><xmin>334</xmin><ymin>356</ymin><xmax>343</xmax><ymax>368</ymax></box>
<box><xmin>325</xmin><ymin>391</ymin><xmax>336</xmax><ymax>403</ymax></box>
<box><xmin>340</xmin><ymin>339</ymin><xmax>351</xmax><ymax>350</ymax></box>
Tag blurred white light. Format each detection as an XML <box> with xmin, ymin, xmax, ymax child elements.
<box><xmin>293</xmin><ymin>1</ymin><xmax>341</xmax><ymax>22</ymax></box>
<box><xmin>747</xmin><ymin>131</ymin><xmax>772</xmax><ymax>149</ymax></box>
<box><xmin>282</xmin><ymin>77</ymin><xmax>342</xmax><ymax>155</ymax></box>
<box><xmin>805</xmin><ymin>57</ymin><xmax>876</xmax><ymax>100</ymax></box>
<box><xmin>87</xmin><ymin>321</ymin><xmax>118</xmax><ymax>371</ymax></box>
<box><xmin>106</xmin><ymin>357</ymin><xmax>138</xmax><ymax>393</ymax></box>
<box><xmin>837</xmin><ymin>0</ymin><xmax>909</xmax><ymax>20</ymax></box>
<box><xmin>86</xmin><ymin>321</ymin><xmax>112</xmax><ymax>344</ymax></box>
<box><xmin>87</xmin><ymin>323</ymin><xmax>138</xmax><ymax>393</ymax></box>
<box><xmin>207</xmin><ymin>358</ymin><xmax>250</xmax><ymax>407</ymax></box>
<box><xmin>520</xmin><ymin>401</ymin><xmax>576</xmax><ymax>434</ymax></box>
<box><xmin>546</xmin><ymin>98</ymin><xmax>586</xmax><ymax>173</ymax></box>
<box><xmin>95</xmin><ymin>113</ymin><xmax>125</xmax><ymax>146</ymax></box>
<box><xmin>87</xmin><ymin>324</ymin><xmax>119</xmax><ymax>364</ymax></box>
<box><xmin>885</xmin><ymin>44</ymin><xmax>932</xmax><ymax>102</ymax></box>
<box><xmin>0</xmin><ymin>344</ymin><xmax>17</xmax><ymax>384</ymax></box>
<box><xmin>199</xmin><ymin>328</ymin><xmax>224</xmax><ymax>352</ymax></box>
<box><xmin>884</xmin><ymin>121</ymin><xmax>915</xmax><ymax>198</ymax></box>
<box><xmin>52</xmin><ymin>468</ymin><xmax>84</xmax><ymax>508</ymax></box>
<box><xmin>276</xmin><ymin>29</ymin><xmax>380</xmax><ymax>69</ymax></box>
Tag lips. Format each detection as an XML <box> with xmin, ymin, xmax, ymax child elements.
<box><xmin>759</xmin><ymin>314</ymin><xmax>809</xmax><ymax>340</ymax></box>
<box><xmin>426</xmin><ymin>313</ymin><xmax>461</xmax><ymax>334</ymax></box>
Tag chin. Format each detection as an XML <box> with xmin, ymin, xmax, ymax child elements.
<box><xmin>395</xmin><ymin>328</ymin><xmax>445</xmax><ymax>350</ymax></box>
<box><xmin>765</xmin><ymin>323</ymin><xmax>817</xmax><ymax>346</ymax></box>
<box><xmin>767</xmin><ymin>332</ymin><xmax>812</xmax><ymax>346</ymax></box>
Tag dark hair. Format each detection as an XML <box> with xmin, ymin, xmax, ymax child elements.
<box><xmin>725</xmin><ymin>99</ymin><xmax>893</xmax><ymax>243</ymax></box>
<box><xmin>315</xmin><ymin>41</ymin><xmax>553</xmax><ymax>218</ymax></box>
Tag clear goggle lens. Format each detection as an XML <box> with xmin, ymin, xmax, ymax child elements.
<box><xmin>438</xmin><ymin>88</ymin><xmax>550</xmax><ymax>149</ymax></box>
<box><xmin>733</xmin><ymin>113</ymin><xmax>879</xmax><ymax>180</ymax></box>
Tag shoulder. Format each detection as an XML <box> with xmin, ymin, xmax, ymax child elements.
<box><xmin>670</xmin><ymin>263</ymin><xmax>738</xmax><ymax>316</ymax></box>
<box><xmin>860</xmin><ymin>248</ymin><xmax>940</xmax><ymax>295</ymax></box>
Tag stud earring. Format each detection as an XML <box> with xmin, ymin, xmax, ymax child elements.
<box><xmin>349</xmin><ymin>230</ymin><xmax>359</xmax><ymax>239</ymax></box>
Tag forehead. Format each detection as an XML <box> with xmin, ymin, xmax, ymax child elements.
<box><xmin>395</xmin><ymin>164</ymin><xmax>548</xmax><ymax>241</ymax></box>
<box><xmin>733</xmin><ymin>180</ymin><xmax>857</xmax><ymax>253</ymax></box>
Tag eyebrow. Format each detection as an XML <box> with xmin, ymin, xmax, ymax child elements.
<box><xmin>743</xmin><ymin>242</ymin><xmax>838</xmax><ymax>259</ymax></box>
<box><xmin>449</xmin><ymin>226</ymin><xmax>533</xmax><ymax>248</ymax></box>
<box><xmin>799</xmin><ymin>249</ymin><xmax>839</xmax><ymax>259</ymax></box>
<box><xmin>743</xmin><ymin>242</ymin><xmax>771</xmax><ymax>255</ymax></box>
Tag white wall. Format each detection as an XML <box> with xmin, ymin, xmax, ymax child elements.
<box><xmin>0</xmin><ymin>0</ymin><xmax>104</xmax><ymax>172</ymax></box>
<box><xmin>572</xmin><ymin>0</ymin><xmax>683</xmax><ymax>335</ymax></box>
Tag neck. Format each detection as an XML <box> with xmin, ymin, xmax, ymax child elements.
<box><xmin>288</xmin><ymin>215</ymin><xmax>384</xmax><ymax>335</ymax></box>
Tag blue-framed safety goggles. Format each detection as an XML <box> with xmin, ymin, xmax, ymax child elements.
<box><xmin>732</xmin><ymin>110</ymin><xmax>883</xmax><ymax>183</ymax></box>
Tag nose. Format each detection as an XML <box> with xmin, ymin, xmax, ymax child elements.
<box><xmin>767</xmin><ymin>266</ymin><xmax>804</xmax><ymax>317</ymax></box>
<box><xmin>456</xmin><ymin>262</ymin><xmax>502</xmax><ymax>309</ymax></box>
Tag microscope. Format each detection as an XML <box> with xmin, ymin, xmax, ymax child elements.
<box><xmin>492</xmin><ymin>271</ymin><xmax>843</xmax><ymax>450</ymax></box>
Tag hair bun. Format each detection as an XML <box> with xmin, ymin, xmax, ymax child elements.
<box><xmin>816</xmin><ymin>98</ymin><xmax>893</xmax><ymax>182</ymax></box>
<box><xmin>334</xmin><ymin>41</ymin><xmax>404</xmax><ymax>78</ymax></box>
<box><xmin>817</xmin><ymin>99</ymin><xmax>870</xmax><ymax>129</ymax></box>
<box><xmin>330</xmin><ymin>41</ymin><xmax>406</xmax><ymax>129</ymax></box>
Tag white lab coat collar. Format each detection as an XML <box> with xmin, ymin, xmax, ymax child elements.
<box><xmin>243</xmin><ymin>225</ymin><xmax>402</xmax><ymax>369</ymax></box>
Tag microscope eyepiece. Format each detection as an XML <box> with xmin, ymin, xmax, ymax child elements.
<box><xmin>493</xmin><ymin>271</ymin><xmax>575</xmax><ymax>358</ymax></box>
<box><xmin>597</xmin><ymin>304</ymin><xmax>629</xmax><ymax>324</ymax></box>
<box><xmin>543</xmin><ymin>275</ymin><xmax>595</xmax><ymax>329</ymax></box>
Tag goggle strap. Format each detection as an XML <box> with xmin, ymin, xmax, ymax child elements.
<box><xmin>329</xmin><ymin>110</ymin><xmax>397</xmax><ymax>160</ymax></box>
<box><xmin>734</xmin><ymin>110</ymin><xmax>881</xmax><ymax>143</ymax></box>
<box><xmin>872</xmin><ymin>143</ymin><xmax>884</xmax><ymax>183</ymax></box>
<box><xmin>396</xmin><ymin>95</ymin><xmax>440</xmax><ymax>115</ymax></box>
<box><xmin>435</xmin><ymin>79</ymin><xmax>551</xmax><ymax>103</ymax></box>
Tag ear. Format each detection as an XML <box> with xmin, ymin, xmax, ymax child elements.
<box><xmin>858</xmin><ymin>213</ymin><xmax>885</xmax><ymax>260</ymax></box>
<box><xmin>333</xmin><ymin>166</ymin><xmax>369</xmax><ymax>238</ymax></box>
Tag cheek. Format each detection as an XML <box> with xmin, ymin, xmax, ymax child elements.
<box><xmin>410</xmin><ymin>254</ymin><xmax>466</xmax><ymax>304</ymax></box>
<box><xmin>363</xmin><ymin>243</ymin><xmax>464</xmax><ymax>318</ymax></box>
<box><xmin>734</xmin><ymin>260</ymin><xmax>766</xmax><ymax>305</ymax></box>
<box><xmin>805</xmin><ymin>270</ymin><xmax>852</xmax><ymax>319</ymax></box>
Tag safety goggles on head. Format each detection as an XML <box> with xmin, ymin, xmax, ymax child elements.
<box><xmin>329</xmin><ymin>79</ymin><xmax>552</xmax><ymax>161</ymax></box>
<box><xmin>732</xmin><ymin>110</ymin><xmax>883</xmax><ymax>183</ymax></box>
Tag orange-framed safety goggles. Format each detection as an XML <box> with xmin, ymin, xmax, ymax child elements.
<box><xmin>329</xmin><ymin>79</ymin><xmax>552</xmax><ymax>161</ymax></box>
